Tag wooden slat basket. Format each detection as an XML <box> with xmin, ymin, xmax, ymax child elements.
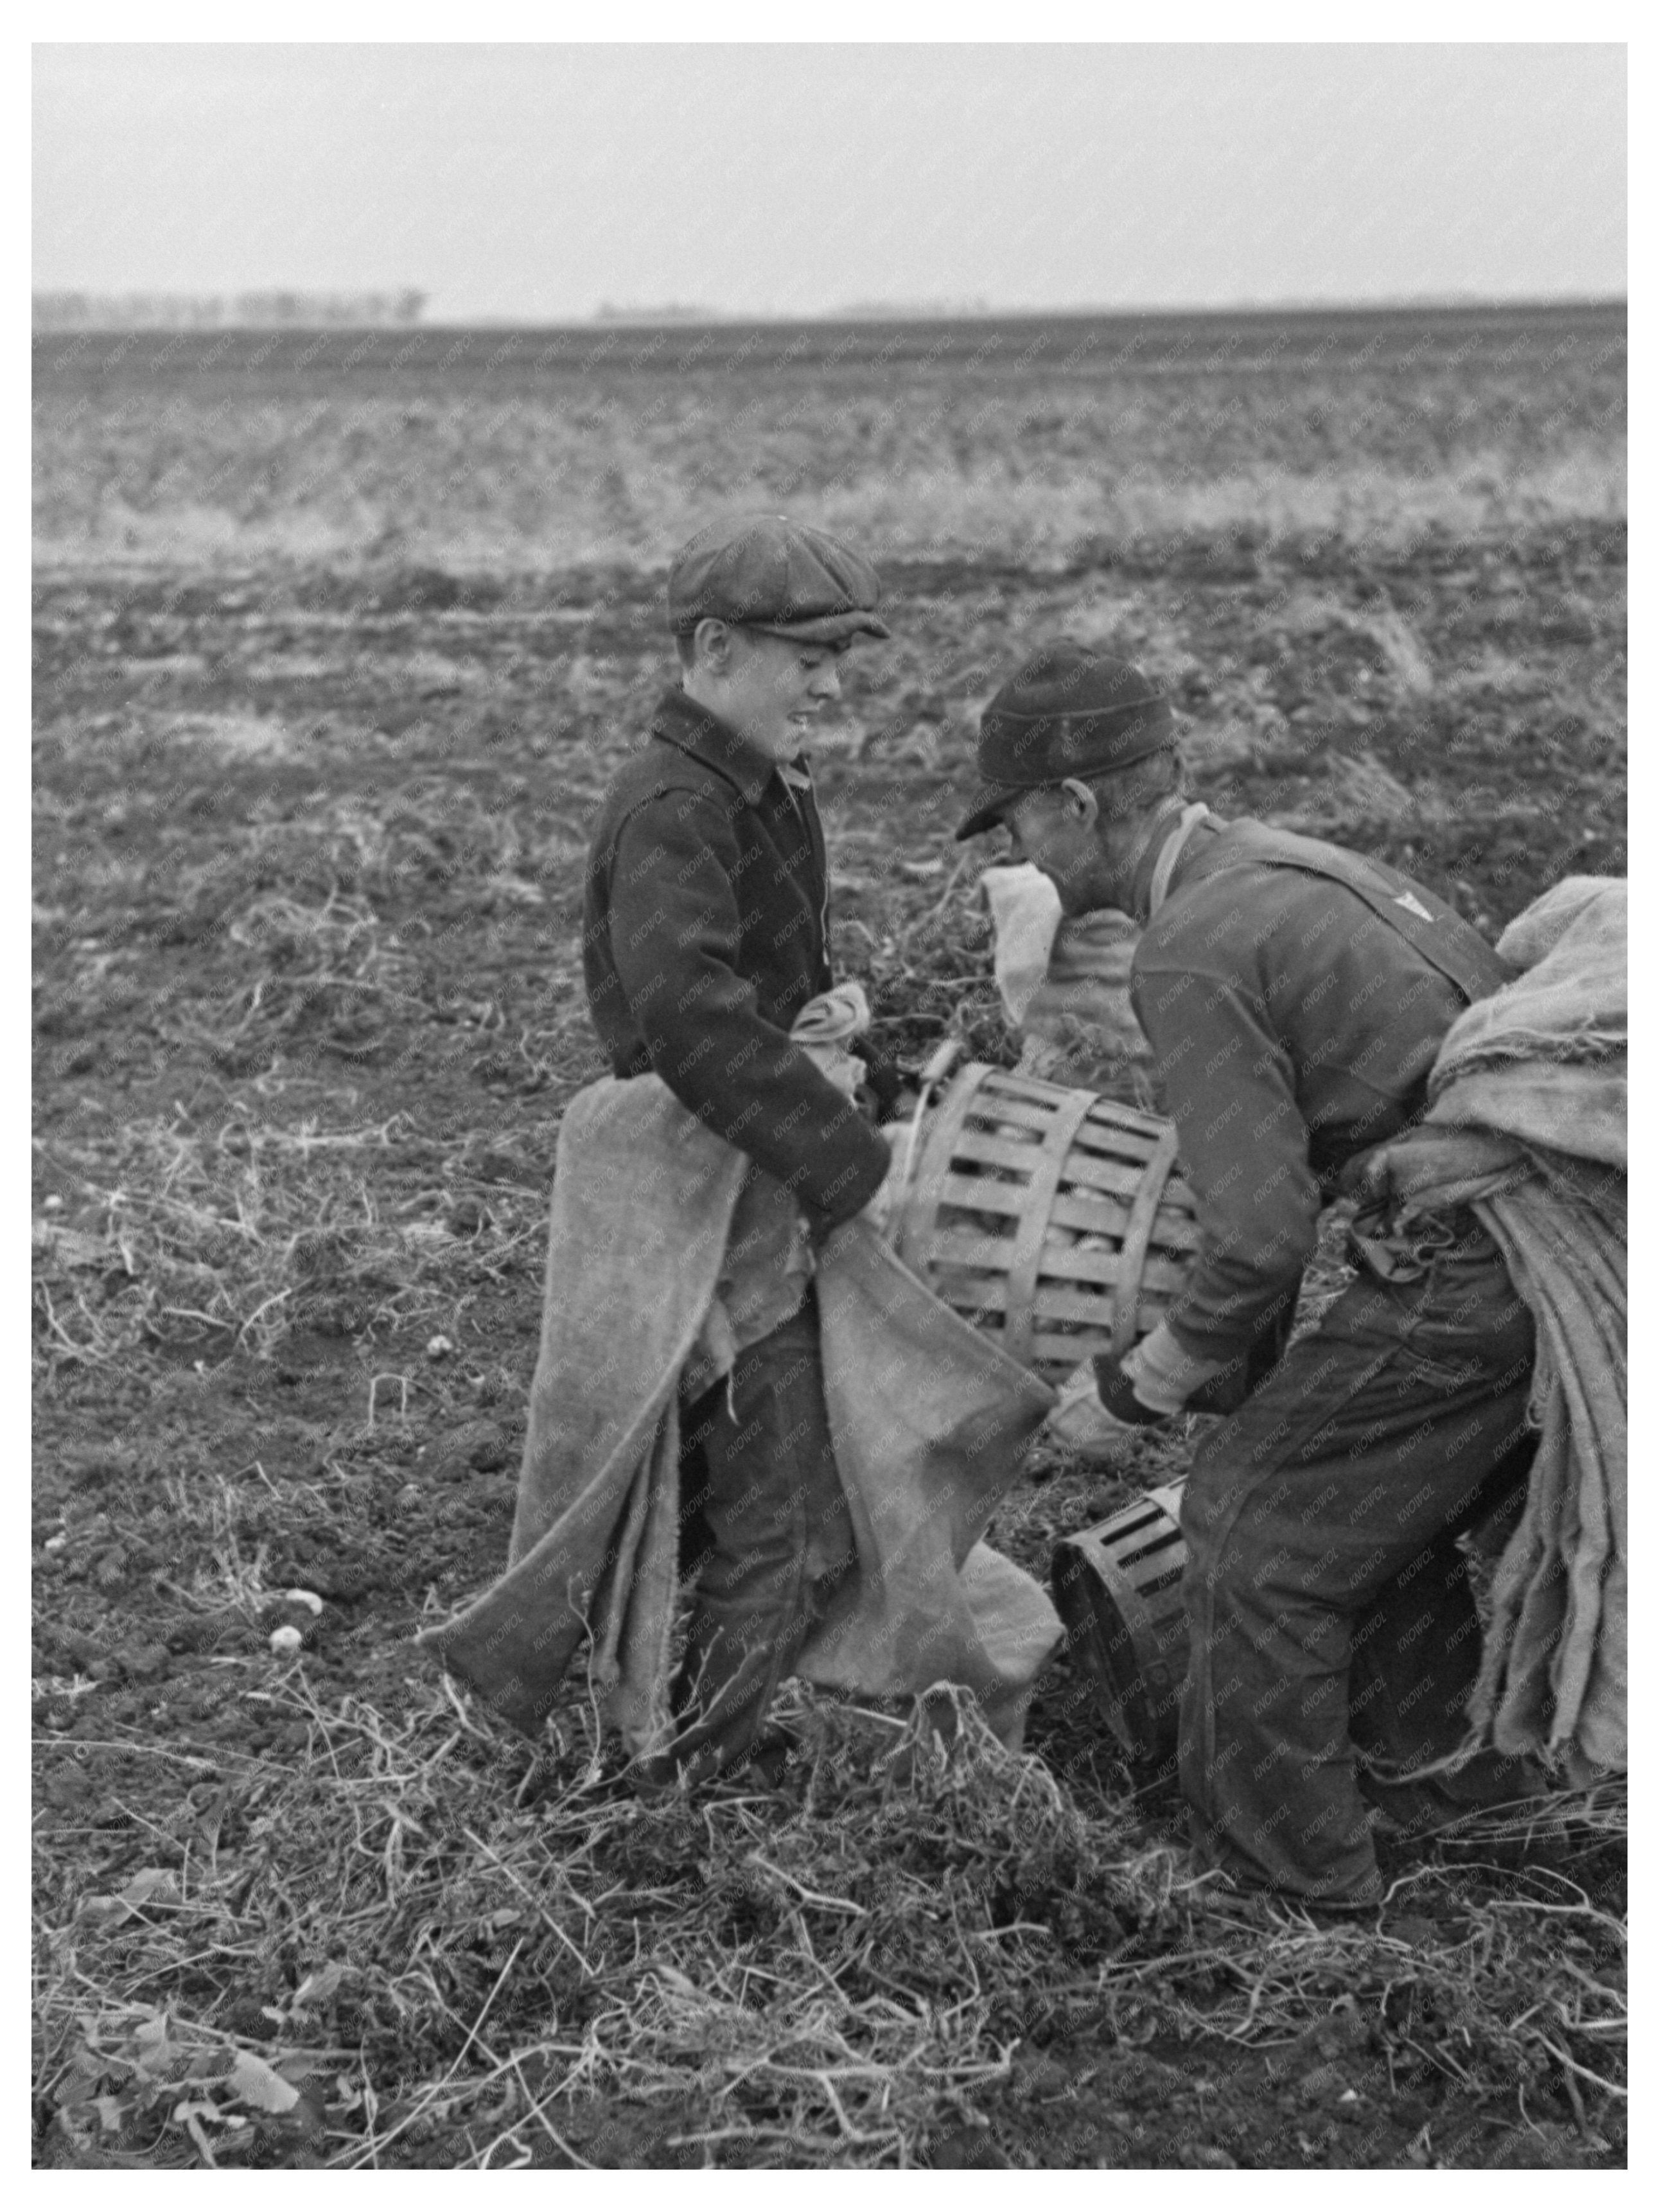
<box><xmin>1051</xmin><ymin>1480</ymin><xmax>1190</xmax><ymax>1765</ymax></box>
<box><xmin>890</xmin><ymin>1057</ymin><xmax>1198</xmax><ymax>1382</ymax></box>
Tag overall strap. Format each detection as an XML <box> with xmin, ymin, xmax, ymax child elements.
<box><xmin>1217</xmin><ymin>820</ymin><xmax>1513</xmax><ymax>1007</ymax></box>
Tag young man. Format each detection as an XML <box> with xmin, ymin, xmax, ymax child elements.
<box><xmin>583</xmin><ymin>513</ymin><xmax>896</xmax><ymax>1787</ymax></box>
<box><xmin>954</xmin><ymin>641</ymin><xmax>1539</xmax><ymax>1906</ymax></box>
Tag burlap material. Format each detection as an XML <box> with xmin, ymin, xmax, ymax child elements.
<box><xmin>1370</xmin><ymin>876</ymin><xmax>1626</xmax><ymax>1781</ymax></box>
<box><xmin>981</xmin><ymin>861</ymin><xmax>1154</xmax><ymax>1100</ymax></box>
<box><xmin>800</xmin><ymin>1222</ymin><xmax>1061</xmax><ymax>1743</ymax></box>
<box><xmin>417</xmin><ymin>1069</ymin><xmax>1060</xmax><ymax>1753</ymax></box>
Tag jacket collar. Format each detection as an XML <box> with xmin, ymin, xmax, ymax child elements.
<box><xmin>651</xmin><ymin>686</ymin><xmax>784</xmax><ymax>807</ymax></box>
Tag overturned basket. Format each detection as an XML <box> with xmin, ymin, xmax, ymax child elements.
<box><xmin>889</xmin><ymin>1053</ymin><xmax>1198</xmax><ymax>1383</ymax></box>
<box><xmin>1051</xmin><ymin>1480</ymin><xmax>1189</xmax><ymax>1766</ymax></box>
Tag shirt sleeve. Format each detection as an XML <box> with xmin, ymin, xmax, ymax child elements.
<box><xmin>602</xmin><ymin>791</ymin><xmax>891</xmax><ymax>1231</ymax></box>
<box><xmin>1131</xmin><ymin>960</ymin><xmax>1321</xmax><ymax>1365</ymax></box>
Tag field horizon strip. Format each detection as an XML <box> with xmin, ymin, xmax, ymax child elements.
<box><xmin>33</xmin><ymin>300</ymin><xmax>1624</xmax><ymax>576</ymax></box>
<box><xmin>30</xmin><ymin>294</ymin><xmax>1627</xmax><ymax>368</ymax></box>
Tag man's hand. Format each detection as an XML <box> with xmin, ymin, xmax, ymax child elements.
<box><xmin>1043</xmin><ymin>1321</ymin><xmax>1235</xmax><ymax>1456</ymax></box>
<box><xmin>857</xmin><ymin>1176</ymin><xmax>895</xmax><ymax>1238</ymax></box>
<box><xmin>1092</xmin><ymin>1350</ymin><xmax>1173</xmax><ymax>1427</ymax></box>
<box><xmin>1116</xmin><ymin>1319</ymin><xmax>1232</xmax><ymax>1417</ymax></box>
<box><xmin>1044</xmin><ymin>1359</ymin><xmax>1159</xmax><ymax>1457</ymax></box>
<box><xmin>854</xmin><ymin>1121</ymin><xmax>918</xmax><ymax>1241</ymax></box>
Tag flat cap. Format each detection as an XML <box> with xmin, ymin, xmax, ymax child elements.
<box><xmin>955</xmin><ymin>644</ymin><xmax>1174</xmax><ymax>839</ymax></box>
<box><xmin>668</xmin><ymin>513</ymin><xmax>891</xmax><ymax>645</ymax></box>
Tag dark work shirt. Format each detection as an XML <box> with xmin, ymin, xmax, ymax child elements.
<box><xmin>1131</xmin><ymin>816</ymin><xmax>1502</xmax><ymax>1364</ymax></box>
<box><xmin>583</xmin><ymin>687</ymin><xmax>890</xmax><ymax>1234</ymax></box>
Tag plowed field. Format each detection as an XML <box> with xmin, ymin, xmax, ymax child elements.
<box><xmin>33</xmin><ymin>305</ymin><xmax>1626</xmax><ymax>2170</ymax></box>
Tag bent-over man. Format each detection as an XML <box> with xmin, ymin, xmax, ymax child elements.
<box><xmin>955</xmin><ymin>642</ymin><xmax>1540</xmax><ymax>1905</ymax></box>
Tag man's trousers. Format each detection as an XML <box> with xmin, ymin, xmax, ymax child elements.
<box><xmin>1179</xmin><ymin>1211</ymin><xmax>1538</xmax><ymax>1903</ymax></box>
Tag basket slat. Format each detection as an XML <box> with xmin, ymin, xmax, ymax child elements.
<box><xmin>976</xmin><ymin>1094</ymin><xmax>1166</xmax><ymax>1162</ymax></box>
<box><xmin>1001</xmin><ymin>1085</ymin><xmax>1098</xmax><ymax>1364</ymax></box>
<box><xmin>1078</xmin><ymin>1098</ymin><xmax>1167</xmax><ymax>1138</ymax></box>
<box><xmin>1039</xmin><ymin>1250</ymin><xmax>1193</xmax><ymax>1297</ymax></box>
<box><xmin>954</xmin><ymin>1127</ymin><xmax>1073</xmax><ymax>1173</ymax></box>
<box><xmin>927</xmin><ymin>1227</ymin><xmax>1037</xmax><ymax>1269</ymax></box>
<box><xmin>1110</xmin><ymin>1123</ymin><xmax>1182</xmax><ymax>1358</ymax></box>
<box><xmin>961</xmin><ymin>1093</ymin><xmax>1053</xmax><ymax>1132</ymax></box>
<box><xmin>1031</xmin><ymin>1286</ymin><xmax>1138</xmax><ymax>1327</ymax></box>
<box><xmin>926</xmin><ymin>1226</ymin><xmax>1193</xmax><ymax>1297</ymax></box>
<box><xmin>981</xmin><ymin>1071</ymin><xmax>1080</xmax><ymax>1104</ymax></box>
<box><xmin>935</xmin><ymin>1279</ymin><xmax>1123</xmax><ymax>1327</ymax></box>
<box><xmin>1051</xmin><ymin>1150</ymin><xmax>1175</xmax><ymax>1202</ymax></box>
<box><xmin>1048</xmin><ymin>1189</ymin><xmax>1199</xmax><ymax>1247</ymax></box>
<box><xmin>933</xmin><ymin>1175</ymin><xmax>1030</xmax><ymax>1218</ymax></box>
<box><xmin>899</xmin><ymin>1060</ymin><xmax>996</xmax><ymax>1269</ymax></box>
<box><xmin>1068</xmin><ymin>1118</ymin><xmax>1166</xmax><ymax>1162</ymax></box>
<box><xmin>930</xmin><ymin>1269</ymin><xmax>1118</xmax><ymax>1318</ymax></box>
<box><xmin>927</xmin><ymin>1164</ymin><xmax>1200</xmax><ymax>1233</ymax></box>
<box><xmin>1031</xmin><ymin>1324</ymin><xmax>1140</xmax><ymax>1367</ymax></box>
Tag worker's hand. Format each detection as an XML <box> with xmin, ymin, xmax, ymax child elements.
<box><xmin>857</xmin><ymin>1177</ymin><xmax>894</xmax><ymax>1238</ymax></box>
<box><xmin>854</xmin><ymin>1123</ymin><xmax>917</xmax><ymax>1242</ymax></box>
<box><xmin>1092</xmin><ymin>1351</ymin><xmax>1173</xmax><ymax>1427</ymax></box>
<box><xmin>1114</xmin><ymin>1320</ymin><xmax>1233</xmax><ymax>1418</ymax></box>
<box><xmin>1044</xmin><ymin>1359</ymin><xmax>1156</xmax><ymax>1457</ymax></box>
<box><xmin>810</xmin><ymin>1173</ymin><xmax>897</xmax><ymax>1252</ymax></box>
<box><xmin>856</xmin><ymin>1044</ymin><xmax>908</xmax><ymax>1121</ymax></box>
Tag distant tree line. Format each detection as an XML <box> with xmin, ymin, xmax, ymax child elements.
<box><xmin>592</xmin><ymin>302</ymin><xmax>719</xmax><ymax>323</ymax></box>
<box><xmin>32</xmin><ymin>290</ymin><xmax>427</xmax><ymax>331</ymax></box>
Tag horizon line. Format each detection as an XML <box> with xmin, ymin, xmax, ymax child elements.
<box><xmin>30</xmin><ymin>290</ymin><xmax>1629</xmax><ymax>337</ymax></box>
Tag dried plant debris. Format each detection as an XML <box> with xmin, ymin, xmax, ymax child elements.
<box><xmin>34</xmin><ymin>306</ymin><xmax>1624</xmax><ymax>2168</ymax></box>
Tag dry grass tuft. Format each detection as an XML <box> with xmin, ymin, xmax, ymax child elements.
<box><xmin>35</xmin><ymin>1670</ymin><xmax>1165</xmax><ymax>2168</ymax></box>
<box><xmin>35</xmin><ymin>1652</ymin><xmax>1625</xmax><ymax>2169</ymax></box>
<box><xmin>33</xmin><ymin>1103</ymin><xmax>550</xmax><ymax>1371</ymax></box>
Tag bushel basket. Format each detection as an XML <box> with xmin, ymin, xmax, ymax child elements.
<box><xmin>889</xmin><ymin>1058</ymin><xmax>1198</xmax><ymax>1383</ymax></box>
<box><xmin>1050</xmin><ymin>1480</ymin><xmax>1190</xmax><ymax>1766</ymax></box>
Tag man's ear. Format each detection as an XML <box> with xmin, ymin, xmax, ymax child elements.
<box><xmin>1059</xmin><ymin>778</ymin><xmax>1101</xmax><ymax>829</ymax></box>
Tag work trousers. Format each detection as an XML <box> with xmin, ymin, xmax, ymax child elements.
<box><xmin>1179</xmin><ymin>1212</ymin><xmax>1537</xmax><ymax>1903</ymax></box>
<box><xmin>659</xmin><ymin>1290</ymin><xmax>856</xmax><ymax>1785</ymax></box>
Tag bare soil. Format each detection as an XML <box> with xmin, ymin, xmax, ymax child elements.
<box><xmin>33</xmin><ymin>310</ymin><xmax>1626</xmax><ymax>2170</ymax></box>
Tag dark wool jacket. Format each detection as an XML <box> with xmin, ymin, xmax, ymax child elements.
<box><xmin>1130</xmin><ymin>815</ymin><xmax>1510</xmax><ymax>1366</ymax></box>
<box><xmin>583</xmin><ymin>687</ymin><xmax>891</xmax><ymax>1234</ymax></box>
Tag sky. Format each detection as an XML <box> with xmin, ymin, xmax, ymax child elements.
<box><xmin>33</xmin><ymin>41</ymin><xmax>1627</xmax><ymax>321</ymax></box>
